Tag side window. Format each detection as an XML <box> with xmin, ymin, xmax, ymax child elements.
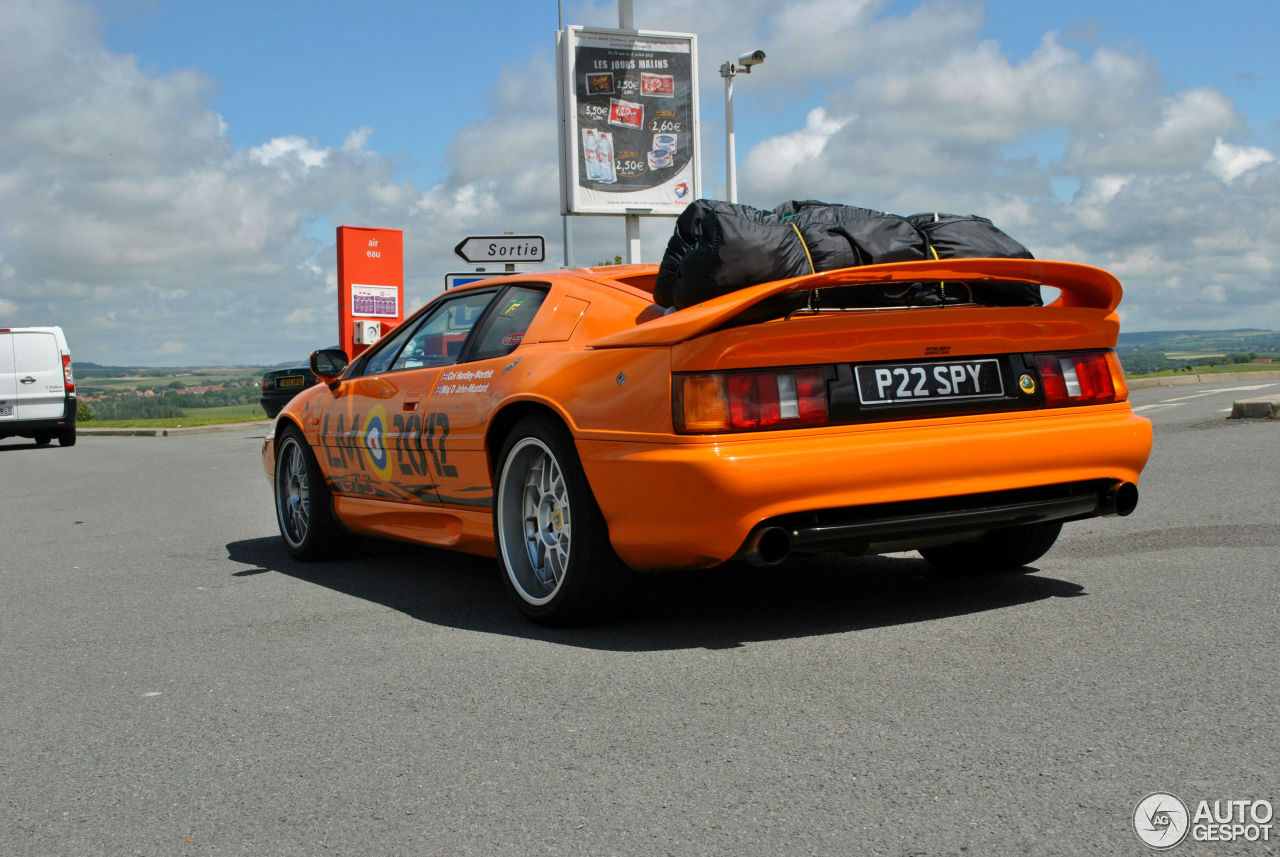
<box><xmin>467</xmin><ymin>286</ymin><xmax>548</xmax><ymax>362</ymax></box>
<box><xmin>359</xmin><ymin>315</ymin><xmax>422</xmax><ymax>376</ymax></box>
<box><xmin>391</xmin><ymin>290</ymin><xmax>497</xmax><ymax>371</ymax></box>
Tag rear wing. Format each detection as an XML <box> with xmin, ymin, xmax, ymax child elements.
<box><xmin>589</xmin><ymin>258</ymin><xmax>1122</xmax><ymax>349</ymax></box>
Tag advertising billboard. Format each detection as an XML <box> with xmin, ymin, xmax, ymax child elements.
<box><xmin>557</xmin><ymin>27</ymin><xmax>700</xmax><ymax>216</ymax></box>
<box><xmin>336</xmin><ymin>226</ymin><xmax>404</xmax><ymax>359</ymax></box>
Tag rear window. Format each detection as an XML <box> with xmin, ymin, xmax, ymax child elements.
<box><xmin>468</xmin><ymin>286</ymin><xmax>547</xmax><ymax>361</ymax></box>
<box><xmin>12</xmin><ymin>332</ymin><xmax>59</xmax><ymax>373</ymax></box>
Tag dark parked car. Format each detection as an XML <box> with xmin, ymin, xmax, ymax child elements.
<box><xmin>260</xmin><ymin>348</ymin><xmax>337</xmax><ymax>417</ymax></box>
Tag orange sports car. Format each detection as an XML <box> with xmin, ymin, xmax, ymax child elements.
<box><xmin>263</xmin><ymin>258</ymin><xmax>1152</xmax><ymax>625</ymax></box>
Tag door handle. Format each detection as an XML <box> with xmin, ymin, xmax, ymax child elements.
<box><xmin>19</xmin><ymin>376</ymin><xmax>36</xmax><ymax>384</ymax></box>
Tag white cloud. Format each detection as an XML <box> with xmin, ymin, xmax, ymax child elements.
<box><xmin>250</xmin><ymin>136</ymin><xmax>329</xmax><ymax>169</ymax></box>
<box><xmin>1063</xmin><ymin>87</ymin><xmax>1241</xmax><ymax>174</ymax></box>
<box><xmin>0</xmin><ymin>0</ymin><xmax>410</xmax><ymax>362</ymax></box>
<box><xmin>720</xmin><ymin>3</ymin><xmax>1278</xmax><ymax>331</ymax></box>
<box><xmin>1208</xmin><ymin>138</ymin><xmax>1276</xmax><ymax>182</ymax></box>
<box><xmin>742</xmin><ymin>108</ymin><xmax>849</xmax><ymax>191</ymax></box>
<box><xmin>0</xmin><ymin>0</ymin><xmax>1276</xmax><ymax>364</ymax></box>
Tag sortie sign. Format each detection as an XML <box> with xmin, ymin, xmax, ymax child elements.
<box><xmin>453</xmin><ymin>235</ymin><xmax>545</xmax><ymax>264</ymax></box>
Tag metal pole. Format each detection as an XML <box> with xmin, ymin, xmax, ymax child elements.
<box><xmin>621</xmin><ymin>0</ymin><xmax>637</xmax><ymax>261</ymax></box>
<box><xmin>562</xmin><ymin>216</ymin><xmax>572</xmax><ymax>267</ymax></box>
<box><xmin>725</xmin><ymin>70</ymin><xmax>737</xmax><ymax>203</ymax></box>
<box><xmin>625</xmin><ymin>213</ymin><xmax>642</xmax><ymax>263</ymax></box>
<box><xmin>559</xmin><ymin>0</ymin><xmax>570</xmax><ymax>267</ymax></box>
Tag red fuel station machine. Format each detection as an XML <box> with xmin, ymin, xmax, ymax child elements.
<box><xmin>336</xmin><ymin>226</ymin><xmax>404</xmax><ymax>359</ymax></box>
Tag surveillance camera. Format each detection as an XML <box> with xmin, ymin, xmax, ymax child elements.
<box><xmin>738</xmin><ymin>50</ymin><xmax>766</xmax><ymax>67</ymax></box>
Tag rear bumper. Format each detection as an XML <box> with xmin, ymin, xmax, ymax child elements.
<box><xmin>738</xmin><ymin>479</ymin><xmax>1137</xmax><ymax>566</ymax></box>
<box><xmin>577</xmin><ymin>404</ymin><xmax>1152</xmax><ymax>571</ymax></box>
<box><xmin>0</xmin><ymin>397</ymin><xmax>76</xmax><ymax>439</ymax></box>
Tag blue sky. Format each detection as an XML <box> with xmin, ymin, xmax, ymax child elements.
<box><xmin>2</xmin><ymin>0</ymin><xmax>1277</xmax><ymax>364</ymax></box>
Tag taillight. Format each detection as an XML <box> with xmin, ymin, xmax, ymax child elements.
<box><xmin>62</xmin><ymin>353</ymin><xmax>75</xmax><ymax>394</ymax></box>
<box><xmin>676</xmin><ymin>368</ymin><xmax>828</xmax><ymax>433</ymax></box>
<box><xmin>1033</xmin><ymin>350</ymin><xmax>1125</xmax><ymax>406</ymax></box>
<box><xmin>262</xmin><ymin>377</ymin><xmax>270</xmax><ymax>394</ymax></box>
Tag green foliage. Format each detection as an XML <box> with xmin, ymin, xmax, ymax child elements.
<box><xmin>87</xmin><ymin>415</ymin><xmax>269</xmax><ymax>429</ymax></box>
<box><xmin>1115</xmin><ymin>349</ymin><xmax>1177</xmax><ymax>375</ymax></box>
<box><xmin>1116</xmin><ymin>332</ymin><xmax>1278</xmax><ymax>378</ymax></box>
<box><xmin>180</xmin><ymin>403</ymin><xmax>268</xmax><ymax>419</ymax></box>
<box><xmin>76</xmin><ymin>400</ymin><xmax>94</xmax><ymax>422</ymax></box>
<box><xmin>1118</xmin><ymin>329</ymin><xmax>1280</xmax><ymax>354</ymax></box>
<box><xmin>88</xmin><ymin>398</ymin><xmax>184</xmax><ymax>420</ymax></box>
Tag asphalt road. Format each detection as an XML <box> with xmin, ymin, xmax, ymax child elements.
<box><xmin>2</xmin><ymin>380</ymin><xmax>1277</xmax><ymax>857</ymax></box>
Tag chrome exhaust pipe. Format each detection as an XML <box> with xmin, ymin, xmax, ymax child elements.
<box><xmin>742</xmin><ymin>526</ymin><xmax>792</xmax><ymax>567</ymax></box>
<box><xmin>1101</xmin><ymin>482</ymin><xmax>1139</xmax><ymax>517</ymax></box>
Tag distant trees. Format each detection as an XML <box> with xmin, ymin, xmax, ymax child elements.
<box><xmin>1115</xmin><ymin>350</ymin><xmax>1177</xmax><ymax>375</ymax></box>
<box><xmin>1117</xmin><ymin>349</ymin><xmax>1271</xmax><ymax>376</ymax></box>
<box><xmin>88</xmin><ymin>398</ymin><xmax>184</xmax><ymax>420</ymax></box>
<box><xmin>85</xmin><ymin>377</ymin><xmax>260</xmax><ymax>420</ymax></box>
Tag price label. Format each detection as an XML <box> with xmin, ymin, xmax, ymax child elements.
<box><xmin>615</xmin><ymin>159</ymin><xmax>647</xmax><ymax>178</ymax></box>
<box><xmin>649</xmin><ymin>118</ymin><xmax>682</xmax><ymax>133</ymax></box>
<box><xmin>581</xmin><ymin>103</ymin><xmax>609</xmax><ymax>123</ymax></box>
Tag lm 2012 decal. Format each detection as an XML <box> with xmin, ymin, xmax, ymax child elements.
<box><xmin>322</xmin><ymin>410</ymin><xmax>458</xmax><ymax>481</ymax></box>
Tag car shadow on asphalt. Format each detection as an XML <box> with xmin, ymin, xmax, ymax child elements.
<box><xmin>0</xmin><ymin>440</ymin><xmax>59</xmax><ymax>452</ymax></box>
<box><xmin>226</xmin><ymin>536</ymin><xmax>1085</xmax><ymax>651</ymax></box>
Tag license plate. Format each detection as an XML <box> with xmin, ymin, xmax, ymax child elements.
<box><xmin>856</xmin><ymin>359</ymin><xmax>1004</xmax><ymax>405</ymax></box>
<box><xmin>0</xmin><ymin>405</ymin><xmax>11</xmax><ymax>416</ymax></box>
<box><xmin>280</xmin><ymin>376</ymin><xmax>305</xmax><ymax>388</ymax></box>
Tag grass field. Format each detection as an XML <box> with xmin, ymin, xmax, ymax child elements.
<box><xmin>180</xmin><ymin>403</ymin><xmax>269</xmax><ymax>419</ymax></box>
<box><xmin>84</xmin><ymin>414</ymin><xmax>271</xmax><ymax>429</ymax></box>
<box><xmin>84</xmin><ymin>403</ymin><xmax>269</xmax><ymax>428</ymax></box>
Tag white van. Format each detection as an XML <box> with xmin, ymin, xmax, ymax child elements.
<box><xmin>0</xmin><ymin>326</ymin><xmax>77</xmax><ymax>446</ymax></box>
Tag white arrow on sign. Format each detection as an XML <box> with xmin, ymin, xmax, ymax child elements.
<box><xmin>453</xmin><ymin>235</ymin><xmax>545</xmax><ymax>264</ymax></box>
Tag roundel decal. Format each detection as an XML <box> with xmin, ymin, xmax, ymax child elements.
<box><xmin>363</xmin><ymin>404</ymin><xmax>394</xmax><ymax>482</ymax></box>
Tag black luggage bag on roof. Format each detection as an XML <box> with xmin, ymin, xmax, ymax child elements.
<box><xmin>777</xmin><ymin>200</ymin><xmax>947</xmax><ymax>309</ymax></box>
<box><xmin>773</xmin><ymin>200</ymin><xmax>927</xmax><ymax>270</ymax></box>
<box><xmin>655</xmin><ymin>199</ymin><xmax>931</xmax><ymax>310</ymax></box>
<box><xmin>654</xmin><ymin>200</ymin><xmax>810</xmax><ymax>309</ymax></box>
<box><xmin>906</xmin><ymin>213</ymin><xmax>1042</xmax><ymax>307</ymax></box>
<box><xmin>654</xmin><ymin>200</ymin><xmax>1043</xmax><ymax>310</ymax></box>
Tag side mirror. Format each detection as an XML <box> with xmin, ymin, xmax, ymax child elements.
<box><xmin>310</xmin><ymin>348</ymin><xmax>349</xmax><ymax>387</ymax></box>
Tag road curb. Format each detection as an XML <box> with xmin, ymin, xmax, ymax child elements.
<box><xmin>79</xmin><ymin>420</ymin><xmax>272</xmax><ymax>437</ymax></box>
<box><xmin>1127</xmin><ymin>370</ymin><xmax>1280</xmax><ymax>390</ymax></box>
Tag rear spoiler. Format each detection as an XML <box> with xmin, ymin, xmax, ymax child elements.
<box><xmin>590</xmin><ymin>258</ymin><xmax>1122</xmax><ymax>349</ymax></box>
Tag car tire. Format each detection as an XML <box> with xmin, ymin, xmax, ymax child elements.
<box><xmin>34</xmin><ymin>433</ymin><xmax>51</xmax><ymax>446</ymax></box>
<box><xmin>57</xmin><ymin>426</ymin><xmax>76</xmax><ymax>447</ymax></box>
<box><xmin>494</xmin><ymin>416</ymin><xmax>625</xmax><ymax>626</ymax></box>
<box><xmin>274</xmin><ymin>425</ymin><xmax>349</xmax><ymax>560</ymax></box>
<box><xmin>919</xmin><ymin>521</ymin><xmax>1063</xmax><ymax>574</ymax></box>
